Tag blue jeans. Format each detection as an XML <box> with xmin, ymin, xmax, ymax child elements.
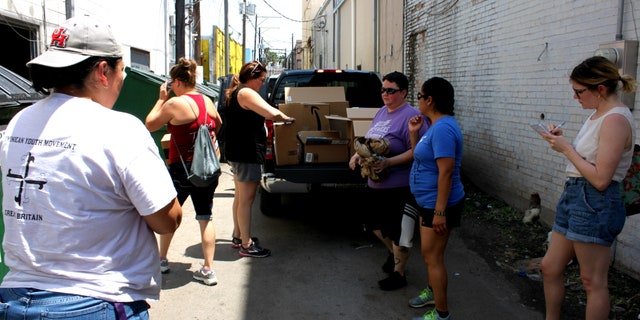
<box><xmin>0</xmin><ymin>288</ymin><xmax>149</xmax><ymax>320</ymax></box>
<box><xmin>554</xmin><ymin>177</ymin><xmax>626</xmax><ymax>246</ymax></box>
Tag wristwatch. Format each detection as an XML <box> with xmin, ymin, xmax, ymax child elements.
<box><xmin>434</xmin><ymin>210</ymin><xmax>446</xmax><ymax>216</ymax></box>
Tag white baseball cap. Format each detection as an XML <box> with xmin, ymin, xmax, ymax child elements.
<box><xmin>27</xmin><ymin>15</ymin><xmax>122</xmax><ymax>68</ymax></box>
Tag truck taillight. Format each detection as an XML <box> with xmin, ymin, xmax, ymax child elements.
<box><xmin>265</xmin><ymin>120</ymin><xmax>274</xmax><ymax>160</ymax></box>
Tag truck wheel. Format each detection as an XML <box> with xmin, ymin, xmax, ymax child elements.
<box><xmin>259</xmin><ymin>187</ymin><xmax>282</xmax><ymax>216</ymax></box>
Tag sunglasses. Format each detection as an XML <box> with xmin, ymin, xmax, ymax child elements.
<box><xmin>250</xmin><ymin>61</ymin><xmax>264</xmax><ymax>74</ymax></box>
<box><xmin>381</xmin><ymin>87</ymin><xmax>401</xmax><ymax>95</ymax></box>
<box><xmin>417</xmin><ymin>92</ymin><xmax>425</xmax><ymax>100</ymax></box>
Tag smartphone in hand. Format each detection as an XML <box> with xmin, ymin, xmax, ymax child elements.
<box><xmin>530</xmin><ymin>123</ymin><xmax>550</xmax><ymax>135</ymax></box>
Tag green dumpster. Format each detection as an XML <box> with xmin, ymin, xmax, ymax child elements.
<box><xmin>113</xmin><ymin>67</ymin><xmax>220</xmax><ymax>156</ymax></box>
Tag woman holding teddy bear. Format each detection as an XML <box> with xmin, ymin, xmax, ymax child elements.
<box><xmin>349</xmin><ymin>71</ymin><xmax>427</xmax><ymax>291</ymax></box>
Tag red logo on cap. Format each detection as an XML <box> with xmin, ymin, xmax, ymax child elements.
<box><xmin>50</xmin><ymin>27</ymin><xmax>68</xmax><ymax>48</ymax></box>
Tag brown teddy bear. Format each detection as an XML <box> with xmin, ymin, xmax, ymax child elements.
<box><xmin>353</xmin><ymin>137</ymin><xmax>390</xmax><ymax>182</ymax></box>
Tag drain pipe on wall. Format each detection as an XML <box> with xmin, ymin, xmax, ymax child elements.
<box><xmin>616</xmin><ymin>0</ymin><xmax>624</xmax><ymax>41</ymax></box>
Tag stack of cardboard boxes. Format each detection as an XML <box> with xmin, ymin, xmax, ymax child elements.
<box><xmin>273</xmin><ymin>87</ymin><xmax>379</xmax><ymax>165</ymax></box>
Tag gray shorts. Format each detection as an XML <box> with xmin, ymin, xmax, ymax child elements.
<box><xmin>228</xmin><ymin>161</ymin><xmax>262</xmax><ymax>182</ymax></box>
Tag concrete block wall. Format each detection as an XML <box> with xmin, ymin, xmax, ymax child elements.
<box><xmin>405</xmin><ymin>0</ymin><xmax>640</xmax><ymax>279</ymax></box>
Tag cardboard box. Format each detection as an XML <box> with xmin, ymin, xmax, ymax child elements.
<box><xmin>297</xmin><ymin>130</ymin><xmax>349</xmax><ymax>163</ymax></box>
<box><xmin>279</xmin><ymin>103</ymin><xmax>331</xmax><ymax>131</ymax></box>
<box><xmin>272</xmin><ymin>87</ymin><xmax>350</xmax><ymax>165</ymax></box>
<box><xmin>326</xmin><ymin>107</ymin><xmax>380</xmax><ymax>139</ymax></box>
<box><xmin>285</xmin><ymin>86</ymin><xmax>345</xmax><ymax>103</ymax></box>
<box><xmin>273</xmin><ymin>123</ymin><xmax>300</xmax><ymax>165</ymax></box>
<box><xmin>346</xmin><ymin>107</ymin><xmax>380</xmax><ymax>120</ymax></box>
<box><xmin>346</xmin><ymin>108</ymin><xmax>378</xmax><ymax>137</ymax></box>
<box><xmin>161</xmin><ymin>134</ymin><xmax>171</xmax><ymax>164</ymax></box>
<box><xmin>161</xmin><ymin>133</ymin><xmax>171</xmax><ymax>150</ymax></box>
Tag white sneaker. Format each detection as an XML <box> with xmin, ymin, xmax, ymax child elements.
<box><xmin>193</xmin><ymin>268</ymin><xmax>218</xmax><ymax>286</ymax></box>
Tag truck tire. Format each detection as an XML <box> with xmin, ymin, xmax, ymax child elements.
<box><xmin>259</xmin><ymin>186</ymin><xmax>282</xmax><ymax>216</ymax></box>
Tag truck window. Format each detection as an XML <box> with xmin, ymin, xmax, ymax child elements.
<box><xmin>271</xmin><ymin>72</ymin><xmax>382</xmax><ymax>108</ymax></box>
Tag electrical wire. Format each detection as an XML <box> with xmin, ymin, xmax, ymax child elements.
<box><xmin>261</xmin><ymin>0</ymin><xmax>315</xmax><ymax>23</ymax></box>
<box><xmin>0</xmin><ymin>13</ymin><xmax>38</xmax><ymax>43</ymax></box>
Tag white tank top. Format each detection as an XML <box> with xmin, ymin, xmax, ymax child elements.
<box><xmin>566</xmin><ymin>106</ymin><xmax>635</xmax><ymax>182</ymax></box>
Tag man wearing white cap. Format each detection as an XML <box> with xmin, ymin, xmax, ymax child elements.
<box><xmin>0</xmin><ymin>15</ymin><xmax>182</xmax><ymax>319</ymax></box>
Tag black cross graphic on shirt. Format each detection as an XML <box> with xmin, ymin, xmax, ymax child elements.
<box><xmin>6</xmin><ymin>152</ymin><xmax>47</xmax><ymax>205</ymax></box>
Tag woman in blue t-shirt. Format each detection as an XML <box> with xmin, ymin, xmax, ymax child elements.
<box><xmin>407</xmin><ymin>77</ymin><xmax>464</xmax><ymax>320</ymax></box>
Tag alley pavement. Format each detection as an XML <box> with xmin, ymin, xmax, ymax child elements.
<box><xmin>148</xmin><ymin>163</ymin><xmax>544</xmax><ymax>319</ymax></box>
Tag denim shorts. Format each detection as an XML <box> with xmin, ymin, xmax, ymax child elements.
<box><xmin>554</xmin><ymin>177</ymin><xmax>626</xmax><ymax>247</ymax></box>
<box><xmin>228</xmin><ymin>161</ymin><xmax>262</xmax><ymax>182</ymax></box>
<box><xmin>0</xmin><ymin>288</ymin><xmax>149</xmax><ymax>319</ymax></box>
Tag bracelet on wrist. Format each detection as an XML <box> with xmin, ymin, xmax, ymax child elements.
<box><xmin>434</xmin><ymin>210</ymin><xmax>446</xmax><ymax>216</ymax></box>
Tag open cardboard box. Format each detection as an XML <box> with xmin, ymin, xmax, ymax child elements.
<box><xmin>326</xmin><ymin>107</ymin><xmax>380</xmax><ymax>155</ymax></box>
<box><xmin>272</xmin><ymin>87</ymin><xmax>350</xmax><ymax>165</ymax></box>
<box><xmin>297</xmin><ymin>130</ymin><xmax>350</xmax><ymax>163</ymax></box>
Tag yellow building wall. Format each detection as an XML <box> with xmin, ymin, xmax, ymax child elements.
<box><xmin>202</xmin><ymin>39</ymin><xmax>210</xmax><ymax>81</ymax></box>
<box><xmin>210</xmin><ymin>26</ymin><xmax>244</xmax><ymax>81</ymax></box>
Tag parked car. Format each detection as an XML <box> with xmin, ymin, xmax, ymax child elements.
<box><xmin>259</xmin><ymin>69</ymin><xmax>384</xmax><ymax>215</ymax></box>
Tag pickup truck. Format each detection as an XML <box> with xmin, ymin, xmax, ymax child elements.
<box><xmin>259</xmin><ymin>69</ymin><xmax>384</xmax><ymax>215</ymax></box>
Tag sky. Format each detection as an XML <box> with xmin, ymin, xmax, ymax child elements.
<box><xmin>201</xmin><ymin>0</ymin><xmax>303</xmax><ymax>53</ymax></box>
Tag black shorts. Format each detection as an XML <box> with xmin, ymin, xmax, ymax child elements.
<box><xmin>363</xmin><ymin>186</ymin><xmax>418</xmax><ymax>246</ymax></box>
<box><xmin>418</xmin><ymin>199</ymin><xmax>464</xmax><ymax>230</ymax></box>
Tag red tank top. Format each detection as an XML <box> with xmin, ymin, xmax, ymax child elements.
<box><xmin>166</xmin><ymin>93</ymin><xmax>215</xmax><ymax>164</ymax></box>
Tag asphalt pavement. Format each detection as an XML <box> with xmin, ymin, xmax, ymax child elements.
<box><xmin>148</xmin><ymin>163</ymin><xmax>544</xmax><ymax>320</ymax></box>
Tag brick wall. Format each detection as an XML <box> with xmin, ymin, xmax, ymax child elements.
<box><xmin>405</xmin><ymin>0</ymin><xmax>640</xmax><ymax>279</ymax></box>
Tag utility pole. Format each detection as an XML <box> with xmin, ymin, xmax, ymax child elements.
<box><xmin>193</xmin><ymin>0</ymin><xmax>201</xmax><ymax>64</ymax></box>
<box><xmin>241</xmin><ymin>0</ymin><xmax>246</xmax><ymax>63</ymax></box>
<box><xmin>65</xmin><ymin>0</ymin><xmax>73</xmax><ymax>19</ymax></box>
<box><xmin>258</xmin><ymin>27</ymin><xmax>262</xmax><ymax>63</ymax></box>
<box><xmin>224</xmin><ymin>0</ymin><xmax>229</xmax><ymax>74</ymax></box>
<box><xmin>253</xmin><ymin>14</ymin><xmax>258</xmax><ymax>62</ymax></box>
<box><xmin>176</xmin><ymin>0</ymin><xmax>185</xmax><ymax>61</ymax></box>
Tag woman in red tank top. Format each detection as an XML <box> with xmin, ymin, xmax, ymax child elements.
<box><xmin>145</xmin><ymin>57</ymin><xmax>222</xmax><ymax>286</ymax></box>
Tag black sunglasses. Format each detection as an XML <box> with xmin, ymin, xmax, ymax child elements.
<box><xmin>417</xmin><ymin>92</ymin><xmax>425</xmax><ymax>100</ymax></box>
<box><xmin>381</xmin><ymin>87</ymin><xmax>401</xmax><ymax>95</ymax></box>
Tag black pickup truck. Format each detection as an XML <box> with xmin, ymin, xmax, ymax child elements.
<box><xmin>258</xmin><ymin>69</ymin><xmax>383</xmax><ymax>215</ymax></box>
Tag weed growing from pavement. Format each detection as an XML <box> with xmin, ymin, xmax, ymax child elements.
<box><xmin>460</xmin><ymin>181</ymin><xmax>640</xmax><ymax>319</ymax></box>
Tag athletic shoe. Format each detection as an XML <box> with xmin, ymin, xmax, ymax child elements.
<box><xmin>382</xmin><ymin>251</ymin><xmax>394</xmax><ymax>273</ymax></box>
<box><xmin>378</xmin><ymin>271</ymin><xmax>407</xmax><ymax>291</ymax></box>
<box><xmin>193</xmin><ymin>268</ymin><xmax>218</xmax><ymax>286</ymax></box>
<box><xmin>160</xmin><ymin>258</ymin><xmax>170</xmax><ymax>274</ymax></box>
<box><xmin>239</xmin><ymin>242</ymin><xmax>271</xmax><ymax>258</ymax></box>
<box><xmin>413</xmin><ymin>309</ymin><xmax>451</xmax><ymax>320</ymax></box>
<box><xmin>231</xmin><ymin>236</ymin><xmax>259</xmax><ymax>249</ymax></box>
<box><xmin>408</xmin><ymin>287</ymin><xmax>435</xmax><ymax>308</ymax></box>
